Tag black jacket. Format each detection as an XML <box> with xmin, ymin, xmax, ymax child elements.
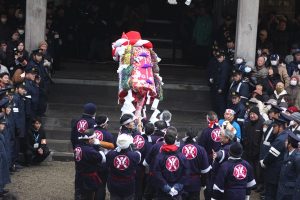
<box><xmin>243</xmin><ymin>117</ymin><xmax>264</xmax><ymax>159</ymax></box>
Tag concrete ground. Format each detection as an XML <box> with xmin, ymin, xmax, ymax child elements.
<box><xmin>5</xmin><ymin>161</ymin><xmax>261</xmax><ymax>200</ymax></box>
<box><xmin>6</xmin><ymin>161</ymin><xmax>74</xmax><ymax>200</ymax></box>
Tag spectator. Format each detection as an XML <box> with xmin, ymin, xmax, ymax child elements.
<box><xmin>269</xmin><ymin>54</ymin><xmax>290</xmax><ymax>88</ymax></box>
<box><xmin>261</xmin><ymin>66</ymin><xmax>281</xmax><ymax>98</ymax></box>
<box><xmin>192</xmin><ymin>5</ymin><xmax>213</xmax><ymax>66</ymax></box>
<box><xmin>271</xmin><ymin>18</ymin><xmax>290</xmax><ymax>57</ymax></box>
<box><xmin>285</xmin><ymin>43</ymin><xmax>299</xmax><ymax>65</ymax></box>
<box><xmin>271</xmin><ymin>82</ymin><xmax>289</xmax><ymax>104</ymax></box>
<box><xmin>0</xmin><ymin>73</ymin><xmax>12</xmax><ymax>89</ymax></box>
<box><xmin>286</xmin><ymin>75</ymin><xmax>300</xmax><ymax>107</ymax></box>
<box><xmin>253</xmin><ymin>56</ymin><xmax>268</xmax><ymax>82</ymax></box>
<box><xmin>0</xmin><ymin>115</ymin><xmax>10</xmax><ymax>197</ymax></box>
<box><xmin>218</xmin><ymin>109</ymin><xmax>241</xmax><ymax>141</ymax></box>
<box><xmin>0</xmin><ymin>41</ymin><xmax>8</xmax><ymax>67</ymax></box>
<box><xmin>287</xmin><ymin>48</ymin><xmax>300</xmax><ymax>76</ymax></box>
<box><xmin>242</xmin><ymin>106</ymin><xmax>264</xmax><ymax>190</ymax></box>
<box><xmin>6</xmin><ymin>30</ymin><xmax>20</xmax><ymax>53</ymax></box>
<box><xmin>256</xmin><ymin>29</ymin><xmax>273</xmax><ymax>53</ymax></box>
<box><xmin>25</xmin><ymin>117</ymin><xmax>50</xmax><ymax>165</ymax></box>
<box><xmin>8</xmin><ymin>41</ymin><xmax>29</xmax><ymax>75</ymax></box>
<box><xmin>0</xmin><ymin>13</ymin><xmax>11</xmax><ymax>41</ymax></box>
<box><xmin>0</xmin><ymin>63</ymin><xmax>9</xmax><ymax>75</ymax></box>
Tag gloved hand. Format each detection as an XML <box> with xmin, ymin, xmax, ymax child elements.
<box><xmin>163</xmin><ymin>184</ymin><xmax>171</xmax><ymax>193</ymax></box>
<box><xmin>260</xmin><ymin>160</ymin><xmax>266</xmax><ymax>168</ymax></box>
<box><xmin>185</xmin><ymin>0</ymin><xmax>192</xmax><ymax>6</ymax></box>
<box><xmin>173</xmin><ymin>183</ymin><xmax>183</xmax><ymax>192</ymax></box>
<box><xmin>168</xmin><ymin>0</ymin><xmax>177</xmax><ymax>5</ymax></box>
<box><xmin>169</xmin><ymin>187</ymin><xmax>178</xmax><ymax>196</ymax></box>
<box><xmin>94</xmin><ymin>138</ymin><xmax>100</xmax><ymax>145</ymax></box>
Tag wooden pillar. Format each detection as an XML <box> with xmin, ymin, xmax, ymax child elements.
<box><xmin>25</xmin><ymin>0</ymin><xmax>47</xmax><ymax>53</ymax></box>
<box><xmin>235</xmin><ymin>0</ymin><xmax>260</xmax><ymax>64</ymax></box>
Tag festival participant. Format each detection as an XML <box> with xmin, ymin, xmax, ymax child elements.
<box><xmin>180</xmin><ymin>128</ymin><xmax>211</xmax><ymax>200</ymax></box>
<box><xmin>212</xmin><ymin>142</ymin><xmax>256</xmax><ymax>200</ymax></box>
<box><xmin>198</xmin><ymin>111</ymin><xmax>221</xmax><ymax>165</ymax></box>
<box><xmin>106</xmin><ymin>134</ymin><xmax>141</xmax><ymax>200</ymax></box>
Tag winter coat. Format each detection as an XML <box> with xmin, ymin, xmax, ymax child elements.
<box><xmin>242</xmin><ymin>117</ymin><xmax>264</xmax><ymax>160</ymax></box>
<box><xmin>277</xmin><ymin>63</ymin><xmax>290</xmax><ymax>88</ymax></box>
<box><xmin>0</xmin><ymin>133</ymin><xmax>10</xmax><ymax>187</ymax></box>
<box><xmin>286</xmin><ymin>85</ymin><xmax>300</xmax><ymax>107</ymax></box>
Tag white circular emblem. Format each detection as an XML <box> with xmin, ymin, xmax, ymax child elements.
<box><xmin>182</xmin><ymin>144</ymin><xmax>198</xmax><ymax>160</ymax></box>
<box><xmin>211</xmin><ymin>128</ymin><xmax>221</xmax><ymax>142</ymax></box>
<box><xmin>233</xmin><ymin>164</ymin><xmax>247</xmax><ymax>180</ymax></box>
<box><xmin>94</xmin><ymin>130</ymin><xmax>104</xmax><ymax>141</ymax></box>
<box><xmin>77</xmin><ymin>120</ymin><xmax>88</xmax><ymax>133</ymax></box>
<box><xmin>113</xmin><ymin>155</ymin><xmax>130</xmax><ymax>170</ymax></box>
<box><xmin>74</xmin><ymin>147</ymin><xmax>82</xmax><ymax>162</ymax></box>
<box><xmin>133</xmin><ymin>135</ymin><xmax>145</xmax><ymax>149</ymax></box>
<box><xmin>165</xmin><ymin>156</ymin><xmax>180</xmax><ymax>172</ymax></box>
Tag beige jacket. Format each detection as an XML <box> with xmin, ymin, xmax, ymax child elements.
<box><xmin>278</xmin><ymin>63</ymin><xmax>290</xmax><ymax>88</ymax></box>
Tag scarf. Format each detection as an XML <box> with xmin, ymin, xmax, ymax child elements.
<box><xmin>161</xmin><ymin>144</ymin><xmax>178</xmax><ymax>152</ymax></box>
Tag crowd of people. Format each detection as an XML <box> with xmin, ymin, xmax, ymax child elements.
<box><xmin>70</xmin><ymin>6</ymin><xmax>300</xmax><ymax>200</ymax></box>
<box><xmin>71</xmin><ymin>96</ymin><xmax>300</xmax><ymax>200</ymax></box>
<box><xmin>204</xmin><ymin>7</ymin><xmax>300</xmax><ymax>200</ymax></box>
<box><xmin>0</xmin><ymin>2</ymin><xmax>56</xmax><ymax>197</ymax></box>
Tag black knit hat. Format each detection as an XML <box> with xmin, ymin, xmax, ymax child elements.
<box><xmin>249</xmin><ymin>106</ymin><xmax>260</xmax><ymax>116</ymax></box>
<box><xmin>229</xmin><ymin>142</ymin><xmax>243</xmax><ymax>158</ymax></box>
<box><xmin>83</xmin><ymin>103</ymin><xmax>97</xmax><ymax>115</ymax></box>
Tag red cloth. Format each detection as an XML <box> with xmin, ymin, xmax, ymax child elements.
<box><xmin>161</xmin><ymin>144</ymin><xmax>178</xmax><ymax>152</ymax></box>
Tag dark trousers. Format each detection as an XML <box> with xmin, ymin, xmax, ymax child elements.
<box><xmin>143</xmin><ymin>175</ymin><xmax>156</xmax><ymax>200</ymax></box>
<box><xmin>81</xmin><ymin>190</ymin><xmax>96</xmax><ymax>200</ymax></box>
<box><xmin>11</xmin><ymin>137</ymin><xmax>19</xmax><ymax>166</ymax></box>
<box><xmin>25</xmin><ymin>145</ymin><xmax>50</xmax><ymax>164</ymax></box>
<box><xmin>183</xmin><ymin>192</ymin><xmax>200</xmax><ymax>200</ymax></box>
<box><xmin>95</xmin><ymin>171</ymin><xmax>107</xmax><ymax>200</ymax></box>
<box><xmin>155</xmin><ymin>194</ymin><xmax>182</xmax><ymax>200</ymax></box>
<box><xmin>265</xmin><ymin>183</ymin><xmax>278</xmax><ymax>200</ymax></box>
<box><xmin>135</xmin><ymin>166</ymin><xmax>145</xmax><ymax>200</ymax></box>
<box><xmin>75</xmin><ymin>172</ymin><xmax>81</xmax><ymax>200</ymax></box>
<box><xmin>242</xmin><ymin>155</ymin><xmax>262</xmax><ymax>185</ymax></box>
<box><xmin>110</xmin><ymin>193</ymin><xmax>134</xmax><ymax>200</ymax></box>
<box><xmin>211</xmin><ymin>88</ymin><xmax>227</xmax><ymax>117</ymax></box>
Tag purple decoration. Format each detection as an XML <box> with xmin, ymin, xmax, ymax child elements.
<box><xmin>146</xmin><ymin>79</ymin><xmax>153</xmax><ymax>84</ymax></box>
<box><xmin>142</xmin><ymin>63</ymin><xmax>152</xmax><ymax>68</ymax></box>
<box><xmin>139</xmin><ymin>52</ymin><xmax>148</xmax><ymax>57</ymax></box>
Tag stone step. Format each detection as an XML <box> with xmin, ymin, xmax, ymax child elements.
<box><xmin>47</xmin><ymin>86</ymin><xmax>211</xmax><ymax>115</ymax></box>
<box><xmin>54</xmin><ymin>62</ymin><xmax>207</xmax><ymax>85</ymax></box>
<box><xmin>51</xmin><ymin>152</ymin><xmax>74</xmax><ymax>162</ymax></box>
<box><xmin>45</xmin><ymin>103</ymin><xmax>209</xmax><ymax>123</ymax></box>
<box><xmin>48</xmin><ymin>139</ymin><xmax>73</xmax><ymax>153</ymax></box>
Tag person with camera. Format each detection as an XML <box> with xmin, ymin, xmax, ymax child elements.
<box><xmin>10</xmin><ymin>41</ymin><xmax>29</xmax><ymax>82</ymax></box>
